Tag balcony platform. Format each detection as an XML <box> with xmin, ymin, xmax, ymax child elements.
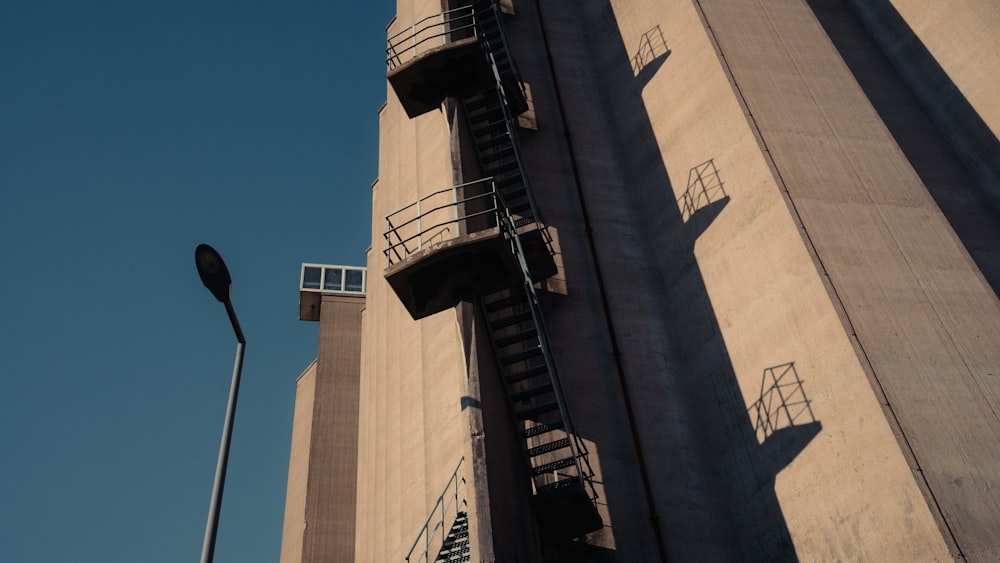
<box><xmin>385</xmin><ymin>227</ymin><xmax>555</xmax><ymax>320</ymax></box>
<box><xmin>388</xmin><ymin>36</ymin><xmax>495</xmax><ymax>118</ymax></box>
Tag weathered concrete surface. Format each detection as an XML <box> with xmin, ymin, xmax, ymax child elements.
<box><xmin>842</xmin><ymin>0</ymin><xmax>1000</xmax><ymax>210</ymax></box>
<box><xmin>280</xmin><ymin>361</ymin><xmax>316</xmax><ymax>563</ymax></box>
<box><xmin>530</xmin><ymin>0</ymin><xmax>963</xmax><ymax>559</ymax></box>
<box><xmin>805</xmin><ymin>0</ymin><xmax>1000</xmax><ymax>299</ymax></box>
<box><xmin>694</xmin><ymin>0</ymin><xmax>1000</xmax><ymax>559</ymax></box>
<box><xmin>352</xmin><ymin>3</ymin><xmax>482</xmax><ymax>560</ymax></box>
<box><xmin>280</xmin><ymin>293</ymin><xmax>365</xmax><ymax>563</ymax></box>
<box><xmin>290</xmin><ymin>0</ymin><xmax>1000</xmax><ymax>560</ymax></box>
<box><xmin>503</xmin><ymin>2</ymin><xmax>669</xmax><ymax>560</ymax></box>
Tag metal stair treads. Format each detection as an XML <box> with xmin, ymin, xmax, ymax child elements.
<box><xmin>500</xmin><ymin>346</ymin><xmax>543</xmax><ymax>365</ymax></box>
<box><xmin>490</xmin><ymin>310</ymin><xmax>533</xmax><ymax>329</ymax></box>
<box><xmin>510</xmin><ymin>382</ymin><xmax>553</xmax><ymax>402</ymax></box>
<box><xmin>527</xmin><ymin>437</ymin><xmax>571</xmax><ymax>457</ymax></box>
<box><xmin>495</xmin><ymin>328</ymin><xmax>538</xmax><ymax>347</ymax></box>
<box><xmin>507</xmin><ymin>363</ymin><xmax>548</xmax><ymax>383</ymax></box>
<box><xmin>515</xmin><ymin>400</ymin><xmax>559</xmax><ymax>419</ymax></box>
<box><xmin>524</xmin><ymin>419</ymin><xmax>565</xmax><ymax>438</ymax></box>
<box><xmin>531</xmin><ymin>457</ymin><xmax>577</xmax><ymax>476</ymax></box>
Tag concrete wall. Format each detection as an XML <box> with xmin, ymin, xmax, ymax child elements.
<box><xmin>693</xmin><ymin>0</ymin><xmax>1000</xmax><ymax>558</ymax></box>
<box><xmin>340</xmin><ymin>0</ymin><xmax>1000</xmax><ymax>560</ymax></box>
<box><xmin>352</xmin><ymin>2</ymin><xmax>482</xmax><ymax>560</ymax></box>
<box><xmin>280</xmin><ymin>361</ymin><xmax>316</xmax><ymax>563</ymax></box>
<box><xmin>804</xmin><ymin>0</ymin><xmax>1000</xmax><ymax>301</ymax></box>
<box><xmin>501</xmin><ymin>3</ymin><xmax>670</xmax><ymax>560</ymax></box>
<box><xmin>843</xmin><ymin>0</ymin><xmax>1000</xmax><ymax>209</ymax></box>
<box><xmin>519</xmin><ymin>0</ymin><xmax>992</xmax><ymax>559</ymax></box>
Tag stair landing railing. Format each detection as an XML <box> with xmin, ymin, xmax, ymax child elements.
<box><xmin>387</xmin><ymin>6</ymin><xmax>478</xmax><ymax>70</ymax></box>
<box><xmin>405</xmin><ymin>456</ymin><xmax>467</xmax><ymax>563</ymax></box>
<box><xmin>384</xmin><ymin>178</ymin><xmax>502</xmax><ymax>266</ymax></box>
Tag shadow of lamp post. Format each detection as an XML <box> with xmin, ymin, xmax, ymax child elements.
<box><xmin>194</xmin><ymin>244</ymin><xmax>247</xmax><ymax>563</ymax></box>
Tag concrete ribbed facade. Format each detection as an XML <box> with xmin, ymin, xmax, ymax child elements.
<box><xmin>282</xmin><ymin>1</ymin><xmax>1000</xmax><ymax>561</ymax></box>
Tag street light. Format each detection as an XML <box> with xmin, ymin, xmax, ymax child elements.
<box><xmin>195</xmin><ymin>244</ymin><xmax>246</xmax><ymax>563</ymax></box>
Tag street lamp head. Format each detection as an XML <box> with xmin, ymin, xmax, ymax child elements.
<box><xmin>196</xmin><ymin>244</ymin><xmax>232</xmax><ymax>303</ymax></box>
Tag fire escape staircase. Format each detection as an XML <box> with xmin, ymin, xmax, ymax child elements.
<box><xmin>386</xmin><ymin>0</ymin><xmax>602</xmax><ymax>543</ymax></box>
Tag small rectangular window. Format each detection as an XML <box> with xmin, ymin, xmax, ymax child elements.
<box><xmin>323</xmin><ymin>268</ymin><xmax>343</xmax><ymax>291</ymax></box>
<box><xmin>345</xmin><ymin>269</ymin><xmax>364</xmax><ymax>292</ymax></box>
<box><xmin>303</xmin><ymin>267</ymin><xmax>322</xmax><ymax>289</ymax></box>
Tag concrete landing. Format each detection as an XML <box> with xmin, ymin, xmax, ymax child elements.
<box><xmin>388</xmin><ymin>37</ymin><xmax>494</xmax><ymax>118</ymax></box>
<box><xmin>384</xmin><ymin>227</ymin><xmax>556</xmax><ymax>320</ymax></box>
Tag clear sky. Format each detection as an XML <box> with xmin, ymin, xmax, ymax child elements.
<box><xmin>0</xmin><ymin>1</ymin><xmax>393</xmax><ymax>561</ymax></box>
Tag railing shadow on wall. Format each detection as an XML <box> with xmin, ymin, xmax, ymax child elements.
<box><xmin>680</xmin><ymin>159</ymin><xmax>729</xmax><ymax>223</ymax></box>
<box><xmin>533</xmin><ymin>2</ymin><xmax>814</xmax><ymax>560</ymax></box>
<box><xmin>749</xmin><ymin>362</ymin><xmax>822</xmax><ymax>476</ymax></box>
<box><xmin>632</xmin><ymin>25</ymin><xmax>671</xmax><ymax>88</ymax></box>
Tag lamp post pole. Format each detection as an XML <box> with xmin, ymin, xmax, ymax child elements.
<box><xmin>195</xmin><ymin>244</ymin><xmax>247</xmax><ymax>563</ymax></box>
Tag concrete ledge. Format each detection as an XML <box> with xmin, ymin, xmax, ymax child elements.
<box><xmin>388</xmin><ymin>37</ymin><xmax>494</xmax><ymax>118</ymax></box>
<box><xmin>385</xmin><ymin>227</ymin><xmax>556</xmax><ymax>320</ymax></box>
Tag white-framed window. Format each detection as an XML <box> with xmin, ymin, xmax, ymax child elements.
<box><xmin>300</xmin><ymin>263</ymin><xmax>366</xmax><ymax>295</ymax></box>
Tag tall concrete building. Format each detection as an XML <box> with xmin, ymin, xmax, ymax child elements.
<box><xmin>281</xmin><ymin>0</ymin><xmax>1000</xmax><ymax>561</ymax></box>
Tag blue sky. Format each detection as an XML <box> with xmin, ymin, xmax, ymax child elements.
<box><xmin>0</xmin><ymin>1</ymin><xmax>393</xmax><ymax>561</ymax></box>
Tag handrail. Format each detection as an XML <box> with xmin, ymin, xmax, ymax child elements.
<box><xmin>385</xmin><ymin>178</ymin><xmax>496</xmax><ymax>220</ymax></box>
<box><xmin>482</xmin><ymin>50</ymin><xmax>555</xmax><ymax>257</ymax></box>
<box><xmin>384</xmin><ymin>178</ymin><xmax>504</xmax><ymax>266</ymax></box>
<box><xmin>476</xmin><ymin>0</ymin><xmax>528</xmax><ymax>103</ymax></box>
<box><xmin>386</xmin><ymin>6</ymin><xmax>472</xmax><ymax>44</ymax></box>
<box><xmin>388</xmin><ymin>192</ymin><xmax>492</xmax><ymax>237</ymax></box>
<box><xmin>388</xmin><ymin>205</ymin><xmax>498</xmax><ymax>254</ymax></box>
<box><xmin>386</xmin><ymin>6</ymin><xmax>477</xmax><ymax>70</ymax></box>
<box><xmin>405</xmin><ymin>456</ymin><xmax>467</xmax><ymax>563</ymax></box>
<box><xmin>494</xmin><ymin>197</ymin><xmax>596</xmax><ymax>501</ymax></box>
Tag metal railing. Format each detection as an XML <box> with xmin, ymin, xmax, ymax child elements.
<box><xmin>475</xmin><ymin>50</ymin><xmax>554</xmax><ymax>259</ymax></box>
<box><xmin>384</xmin><ymin>178</ymin><xmax>504</xmax><ymax>266</ymax></box>
<box><xmin>405</xmin><ymin>456</ymin><xmax>467</xmax><ymax>563</ymax></box>
<box><xmin>494</xmin><ymin>201</ymin><xmax>598</xmax><ymax>503</ymax></box>
<box><xmin>386</xmin><ymin>6</ymin><xmax>477</xmax><ymax>70</ymax></box>
<box><xmin>475</xmin><ymin>0</ymin><xmax>528</xmax><ymax>104</ymax></box>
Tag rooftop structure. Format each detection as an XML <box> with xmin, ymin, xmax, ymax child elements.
<box><xmin>298</xmin><ymin>263</ymin><xmax>366</xmax><ymax>321</ymax></box>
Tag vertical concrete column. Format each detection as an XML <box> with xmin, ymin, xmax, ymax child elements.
<box><xmin>280</xmin><ymin>294</ymin><xmax>365</xmax><ymax>563</ymax></box>
<box><xmin>692</xmin><ymin>0</ymin><xmax>1000</xmax><ymax>558</ymax></box>
<box><xmin>843</xmin><ymin>0</ymin><xmax>1000</xmax><ymax>209</ymax></box>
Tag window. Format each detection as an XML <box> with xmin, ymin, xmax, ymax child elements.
<box><xmin>323</xmin><ymin>267</ymin><xmax>343</xmax><ymax>291</ymax></box>
<box><xmin>302</xmin><ymin>266</ymin><xmax>321</xmax><ymax>290</ymax></box>
<box><xmin>301</xmin><ymin>263</ymin><xmax>366</xmax><ymax>294</ymax></box>
<box><xmin>345</xmin><ymin>269</ymin><xmax>364</xmax><ymax>292</ymax></box>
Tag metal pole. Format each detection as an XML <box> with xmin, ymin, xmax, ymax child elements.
<box><xmin>452</xmin><ymin>184</ymin><xmax>459</xmax><ymax>237</ymax></box>
<box><xmin>200</xmin><ymin>300</ymin><xmax>246</xmax><ymax>563</ymax></box>
<box><xmin>416</xmin><ymin>197</ymin><xmax>422</xmax><ymax>251</ymax></box>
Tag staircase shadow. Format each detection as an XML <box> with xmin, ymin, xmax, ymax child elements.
<box><xmin>433</xmin><ymin>511</ymin><xmax>470</xmax><ymax>563</ymax></box>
